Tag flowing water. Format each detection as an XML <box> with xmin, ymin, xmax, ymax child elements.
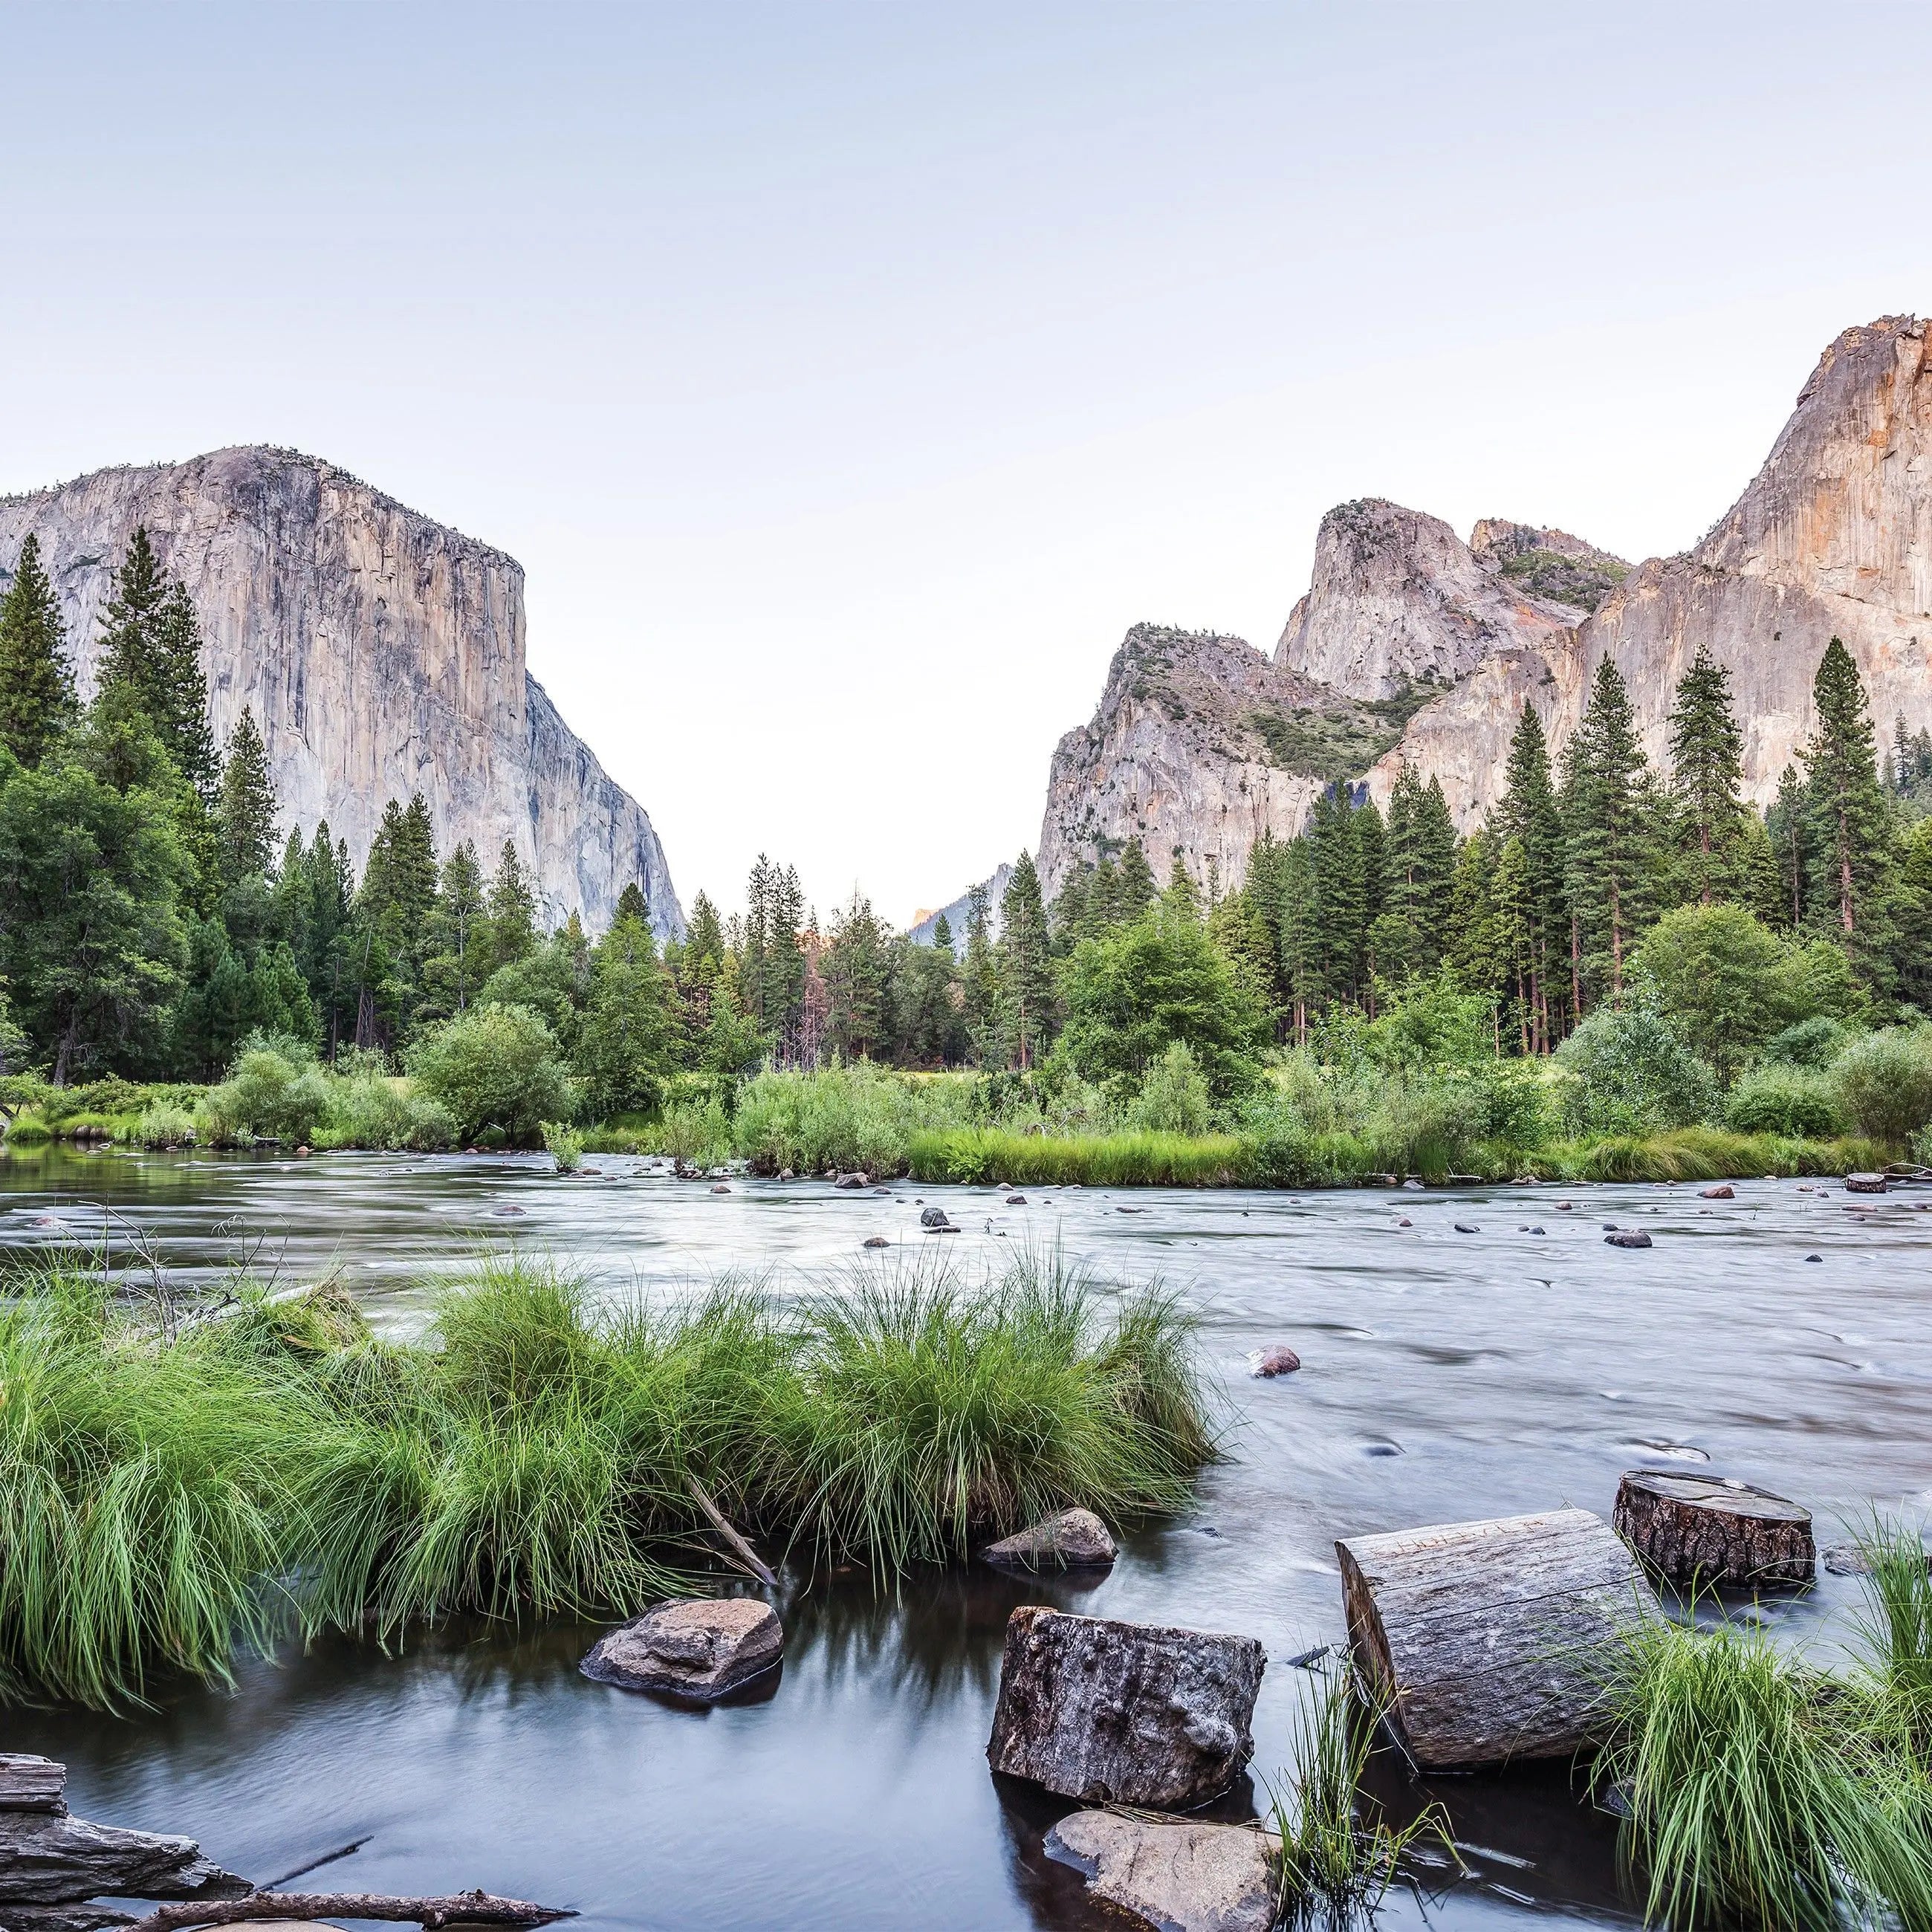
<box><xmin>4</xmin><ymin>1147</ymin><xmax>1930</xmax><ymax>1932</ymax></box>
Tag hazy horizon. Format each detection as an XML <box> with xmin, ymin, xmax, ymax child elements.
<box><xmin>3</xmin><ymin>3</ymin><xmax>1929</xmax><ymax>927</ymax></box>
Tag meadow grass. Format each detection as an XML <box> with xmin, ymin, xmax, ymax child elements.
<box><xmin>908</xmin><ymin>1125</ymin><xmax>1248</xmax><ymax>1187</ymax></box>
<box><xmin>0</xmin><ymin>1248</ymin><xmax>1216</xmax><ymax>1705</ymax></box>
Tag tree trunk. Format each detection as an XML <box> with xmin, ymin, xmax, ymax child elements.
<box><xmin>1336</xmin><ymin>1508</ymin><xmax>1659</xmax><ymax>1771</ymax></box>
<box><xmin>1612</xmin><ymin>1471</ymin><xmax>1815</xmax><ymax>1589</ymax></box>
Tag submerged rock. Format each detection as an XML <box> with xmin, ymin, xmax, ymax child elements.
<box><xmin>863</xmin><ymin>1235</ymin><xmax>889</xmax><ymax>1249</ymax></box>
<box><xmin>918</xmin><ymin>1205</ymin><xmax>951</xmax><ymax>1228</ymax></box>
<box><xmin>987</xmin><ymin>1607</ymin><xmax>1263</xmax><ymax>1808</ymax></box>
<box><xmin>1250</xmin><ymin>1346</ymin><xmax>1300</xmax><ymax>1378</ymax></box>
<box><xmin>1605</xmin><ymin>1230</ymin><xmax>1653</xmax><ymax>1248</ymax></box>
<box><xmin>1045</xmin><ymin>1810</ymin><xmax>1277</xmax><ymax>1932</ymax></box>
<box><xmin>1699</xmin><ymin>1184</ymin><xmax>1735</xmax><ymax>1199</ymax></box>
<box><xmin>581</xmin><ymin>1598</ymin><xmax>783</xmax><ymax>1701</ymax></box>
<box><xmin>982</xmin><ymin>1508</ymin><xmax>1117</xmax><ymax>1571</ymax></box>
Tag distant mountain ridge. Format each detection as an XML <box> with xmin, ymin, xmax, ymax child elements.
<box><xmin>0</xmin><ymin>446</ymin><xmax>683</xmax><ymax>937</ymax></box>
<box><xmin>1032</xmin><ymin>314</ymin><xmax>1932</xmax><ymax>899</ymax></box>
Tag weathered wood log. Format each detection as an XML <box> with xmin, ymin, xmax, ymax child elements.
<box><xmin>1336</xmin><ymin>1507</ymin><xmax>1659</xmax><ymax>1771</ymax></box>
<box><xmin>0</xmin><ymin>1760</ymin><xmax>67</xmax><ymax>1815</ymax></box>
<box><xmin>122</xmin><ymin>1890</ymin><xmax>574</xmax><ymax>1932</ymax></box>
<box><xmin>0</xmin><ymin>1905</ymin><xmax>135</xmax><ymax>1932</ymax></box>
<box><xmin>0</xmin><ymin>1812</ymin><xmax>250</xmax><ymax>1906</ymax></box>
<box><xmin>1612</xmin><ymin>1471</ymin><xmax>1815</xmax><ymax>1588</ymax></box>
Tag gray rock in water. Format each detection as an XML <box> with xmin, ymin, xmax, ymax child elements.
<box><xmin>581</xmin><ymin>1598</ymin><xmax>783</xmax><ymax>1701</ymax></box>
<box><xmin>1700</xmin><ymin>1184</ymin><xmax>1735</xmax><ymax>1199</ymax></box>
<box><xmin>1046</xmin><ymin>1811</ymin><xmax>1277</xmax><ymax>1932</ymax></box>
<box><xmin>0</xmin><ymin>1809</ymin><xmax>251</xmax><ymax>1906</ymax></box>
<box><xmin>833</xmin><ymin>1171</ymin><xmax>869</xmax><ymax>1190</ymax></box>
<box><xmin>1251</xmin><ymin>1346</ymin><xmax>1300</xmax><ymax>1378</ymax></box>
<box><xmin>919</xmin><ymin>1205</ymin><xmax>952</xmax><ymax>1228</ymax></box>
<box><xmin>988</xmin><ymin>1607</ymin><xmax>1264</xmax><ymax>1808</ymax></box>
<box><xmin>863</xmin><ymin>1235</ymin><xmax>889</xmax><ymax>1249</ymax></box>
<box><xmin>982</xmin><ymin>1508</ymin><xmax>1117</xmax><ymax>1571</ymax></box>
<box><xmin>0</xmin><ymin>1757</ymin><xmax>67</xmax><ymax>1815</ymax></box>
<box><xmin>1005</xmin><ymin>1193</ymin><xmax>1028</xmax><ymax>1206</ymax></box>
<box><xmin>1605</xmin><ymin>1230</ymin><xmax>1653</xmax><ymax>1248</ymax></box>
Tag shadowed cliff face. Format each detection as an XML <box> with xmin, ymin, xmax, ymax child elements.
<box><xmin>0</xmin><ymin>447</ymin><xmax>681</xmax><ymax>937</ymax></box>
<box><xmin>1037</xmin><ymin>314</ymin><xmax>1932</xmax><ymax>881</ymax></box>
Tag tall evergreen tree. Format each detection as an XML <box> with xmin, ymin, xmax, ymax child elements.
<box><xmin>1497</xmin><ymin>704</ymin><xmax>1569</xmax><ymax>1043</ymax></box>
<box><xmin>0</xmin><ymin>535</ymin><xmax>76</xmax><ymax>765</ymax></box>
<box><xmin>612</xmin><ymin>881</ymin><xmax>649</xmax><ymax>930</ymax></box>
<box><xmin>1800</xmin><ymin>638</ymin><xmax>1894</xmax><ymax>957</ymax></box>
<box><xmin>577</xmin><ymin>912</ymin><xmax>672</xmax><ymax>1115</ymax></box>
<box><xmin>1667</xmin><ymin>646</ymin><xmax>1746</xmax><ymax>906</ymax></box>
<box><xmin>823</xmin><ymin>890</ymin><xmax>891</xmax><ymax>1060</ymax></box>
<box><xmin>423</xmin><ymin>839</ymin><xmax>486</xmax><ymax>1017</ymax></box>
<box><xmin>1562</xmin><ymin>658</ymin><xmax>1653</xmax><ymax>1002</ymax></box>
<box><xmin>94</xmin><ymin>532</ymin><xmax>216</xmax><ymax>797</ymax></box>
<box><xmin>215</xmin><ymin>707</ymin><xmax>277</xmax><ymax>886</ymax></box>
<box><xmin>1768</xmin><ymin>765</ymin><xmax>1807</xmax><ymax>931</ymax></box>
<box><xmin>1114</xmin><ymin>838</ymin><xmax>1156</xmax><ymax>919</ymax></box>
<box><xmin>485</xmin><ymin>840</ymin><xmax>539</xmax><ymax>973</ymax></box>
<box><xmin>997</xmin><ymin>851</ymin><xmax>1056</xmax><ymax>1070</ymax></box>
<box><xmin>962</xmin><ymin>880</ymin><xmax>998</xmax><ymax>1062</ymax></box>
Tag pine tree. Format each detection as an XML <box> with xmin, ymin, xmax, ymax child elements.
<box><xmin>424</xmin><ymin>839</ymin><xmax>486</xmax><ymax>1015</ymax></box>
<box><xmin>997</xmin><ymin>851</ymin><xmax>1056</xmax><ymax>1069</ymax></box>
<box><xmin>823</xmin><ymin>890</ymin><xmax>891</xmax><ymax>1060</ymax></box>
<box><xmin>612</xmin><ymin>881</ymin><xmax>649</xmax><ymax>929</ymax></box>
<box><xmin>1562</xmin><ymin>658</ymin><xmax>1653</xmax><ymax>1003</ymax></box>
<box><xmin>1277</xmin><ymin>836</ymin><xmax>1320</xmax><ymax>1042</ymax></box>
<box><xmin>1161</xmin><ymin>852</ymin><xmax>1201</xmax><ymax>922</ymax></box>
<box><xmin>578</xmin><ymin>911</ymin><xmax>671</xmax><ymax>1115</ymax></box>
<box><xmin>1768</xmin><ymin>765</ymin><xmax>1806</xmax><ymax>930</ymax></box>
<box><xmin>1497</xmin><ymin>704</ymin><xmax>1569</xmax><ymax>1044</ymax></box>
<box><xmin>94</xmin><ymin>532</ymin><xmax>215</xmax><ymax>797</ymax></box>
<box><xmin>1114</xmin><ymin>839</ymin><xmax>1156</xmax><ymax>919</ymax></box>
<box><xmin>1668</xmin><ymin>646</ymin><xmax>1745</xmax><ymax>906</ymax></box>
<box><xmin>215</xmin><ymin>707</ymin><xmax>277</xmax><ymax>886</ymax></box>
<box><xmin>485</xmin><ymin>840</ymin><xmax>539</xmax><ymax>971</ymax></box>
<box><xmin>1088</xmin><ymin>854</ymin><xmax>1121</xmax><ymax>933</ymax></box>
<box><xmin>962</xmin><ymin>880</ymin><xmax>999</xmax><ymax>1063</ymax></box>
<box><xmin>0</xmin><ymin>535</ymin><xmax>76</xmax><ymax>765</ymax></box>
<box><xmin>1800</xmin><ymin>638</ymin><xmax>1895</xmax><ymax>956</ymax></box>
<box><xmin>930</xmin><ymin>910</ymin><xmax>953</xmax><ymax>953</ymax></box>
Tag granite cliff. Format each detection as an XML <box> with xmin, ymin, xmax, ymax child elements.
<box><xmin>0</xmin><ymin>447</ymin><xmax>681</xmax><ymax>937</ymax></box>
<box><xmin>1035</xmin><ymin>314</ymin><xmax>1932</xmax><ymax>893</ymax></box>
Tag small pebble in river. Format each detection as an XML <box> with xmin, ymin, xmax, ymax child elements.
<box><xmin>1453</xmin><ymin>1222</ymin><xmax>1479</xmax><ymax>1234</ymax></box>
<box><xmin>863</xmin><ymin>1236</ymin><xmax>889</xmax><ymax>1248</ymax></box>
<box><xmin>712</xmin><ymin>1183</ymin><xmax>731</xmax><ymax>1193</ymax></box>
<box><xmin>1397</xmin><ymin>1216</ymin><xmax>1413</xmax><ymax>1227</ymax></box>
<box><xmin>1805</xmin><ymin>1253</ymin><xmax>1823</xmax><ymax>1262</ymax></box>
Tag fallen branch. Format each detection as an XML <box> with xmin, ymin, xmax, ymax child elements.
<box><xmin>686</xmin><ymin>1475</ymin><xmax>779</xmax><ymax>1588</ymax></box>
<box><xmin>124</xmin><ymin>1890</ymin><xmax>574</xmax><ymax>1932</ymax></box>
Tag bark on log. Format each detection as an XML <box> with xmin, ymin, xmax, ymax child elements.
<box><xmin>0</xmin><ymin>1812</ymin><xmax>250</xmax><ymax>1906</ymax></box>
<box><xmin>1336</xmin><ymin>1507</ymin><xmax>1659</xmax><ymax>1771</ymax></box>
<box><xmin>0</xmin><ymin>1760</ymin><xmax>67</xmax><ymax>1815</ymax></box>
<box><xmin>121</xmin><ymin>1891</ymin><xmax>574</xmax><ymax>1932</ymax></box>
<box><xmin>1612</xmin><ymin>1471</ymin><xmax>1815</xmax><ymax>1588</ymax></box>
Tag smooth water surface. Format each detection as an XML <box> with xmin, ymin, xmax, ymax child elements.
<box><xmin>4</xmin><ymin>1150</ymin><xmax>1930</xmax><ymax>1932</ymax></box>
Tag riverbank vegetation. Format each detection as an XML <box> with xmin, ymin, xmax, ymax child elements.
<box><xmin>0</xmin><ymin>1248</ymin><xmax>1212</xmax><ymax>1709</ymax></box>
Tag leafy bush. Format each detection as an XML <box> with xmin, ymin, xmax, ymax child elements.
<box><xmin>407</xmin><ymin>1003</ymin><xmax>575</xmax><ymax>1145</ymax></box>
<box><xmin>196</xmin><ymin>1045</ymin><xmax>331</xmax><ymax>1146</ymax></box>
<box><xmin>542</xmin><ymin>1121</ymin><xmax>584</xmax><ymax>1173</ymax></box>
<box><xmin>314</xmin><ymin>1060</ymin><xmax>456</xmax><ymax>1152</ymax></box>
<box><xmin>655</xmin><ymin>1095</ymin><xmax>732</xmax><ymax>1170</ymax></box>
<box><xmin>1760</xmin><ymin>1015</ymin><xmax>1861</xmax><ymax>1070</ymax></box>
<box><xmin>1829</xmin><ymin>1025</ymin><xmax>1932</xmax><ymax>1147</ymax></box>
<box><xmin>1131</xmin><ymin>1042</ymin><xmax>1212</xmax><ymax>1135</ymax></box>
<box><xmin>1554</xmin><ymin>1003</ymin><xmax>1719</xmax><ymax>1135</ymax></box>
<box><xmin>1723</xmin><ymin>1064</ymin><xmax>1843</xmax><ymax>1138</ymax></box>
<box><xmin>132</xmin><ymin>1101</ymin><xmax>197</xmax><ymax>1148</ymax></box>
<box><xmin>730</xmin><ymin>1061</ymin><xmax>975</xmax><ymax>1176</ymax></box>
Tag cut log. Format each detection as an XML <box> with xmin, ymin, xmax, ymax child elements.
<box><xmin>1845</xmin><ymin>1173</ymin><xmax>1888</xmax><ymax>1194</ymax></box>
<box><xmin>987</xmin><ymin>1607</ymin><xmax>1264</xmax><ymax>1809</ymax></box>
<box><xmin>1612</xmin><ymin>1471</ymin><xmax>1814</xmax><ymax>1588</ymax></box>
<box><xmin>0</xmin><ymin>1811</ymin><xmax>250</xmax><ymax>1905</ymax></box>
<box><xmin>1336</xmin><ymin>1507</ymin><xmax>1659</xmax><ymax>1771</ymax></box>
<box><xmin>0</xmin><ymin>1760</ymin><xmax>67</xmax><ymax>1815</ymax></box>
<box><xmin>122</xmin><ymin>1892</ymin><xmax>574</xmax><ymax>1932</ymax></box>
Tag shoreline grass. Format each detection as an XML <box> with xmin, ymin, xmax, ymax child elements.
<box><xmin>0</xmin><ymin>1247</ymin><xmax>1214</xmax><ymax>1709</ymax></box>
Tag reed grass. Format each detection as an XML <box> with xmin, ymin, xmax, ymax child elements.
<box><xmin>908</xmin><ymin>1126</ymin><xmax>1247</xmax><ymax>1187</ymax></box>
<box><xmin>0</xmin><ymin>1248</ymin><xmax>1215</xmax><ymax>1704</ymax></box>
<box><xmin>1268</xmin><ymin>1662</ymin><xmax>1449</xmax><ymax>1923</ymax></box>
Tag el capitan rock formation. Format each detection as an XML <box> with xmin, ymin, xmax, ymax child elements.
<box><xmin>0</xmin><ymin>447</ymin><xmax>681</xmax><ymax>937</ymax></box>
<box><xmin>1035</xmin><ymin>314</ymin><xmax>1932</xmax><ymax>897</ymax></box>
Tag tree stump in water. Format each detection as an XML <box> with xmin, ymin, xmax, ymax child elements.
<box><xmin>1612</xmin><ymin>1471</ymin><xmax>1814</xmax><ymax>1588</ymax></box>
<box><xmin>1336</xmin><ymin>1508</ymin><xmax>1659</xmax><ymax>1771</ymax></box>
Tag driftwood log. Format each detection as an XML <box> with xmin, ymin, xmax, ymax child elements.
<box><xmin>0</xmin><ymin>1812</ymin><xmax>249</xmax><ymax>1906</ymax></box>
<box><xmin>1337</xmin><ymin>1507</ymin><xmax>1659</xmax><ymax>1771</ymax></box>
<box><xmin>1612</xmin><ymin>1471</ymin><xmax>1815</xmax><ymax>1588</ymax></box>
<box><xmin>123</xmin><ymin>1893</ymin><xmax>574</xmax><ymax>1932</ymax></box>
<box><xmin>0</xmin><ymin>1762</ymin><xmax>67</xmax><ymax>1816</ymax></box>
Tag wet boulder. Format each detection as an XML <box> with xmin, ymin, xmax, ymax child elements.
<box><xmin>1699</xmin><ymin>1184</ymin><xmax>1735</xmax><ymax>1199</ymax></box>
<box><xmin>581</xmin><ymin>1598</ymin><xmax>783</xmax><ymax>1701</ymax></box>
<box><xmin>833</xmin><ymin>1171</ymin><xmax>869</xmax><ymax>1190</ymax></box>
<box><xmin>1046</xmin><ymin>1810</ymin><xmax>1277</xmax><ymax>1932</ymax></box>
<box><xmin>982</xmin><ymin>1508</ymin><xmax>1116</xmax><ymax>1571</ymax></box>
<box><xmin>1250</xmin><ymin>1346</ymin><xmax>1300</xmax><ymax>1378</ymax></box>
<box><xmin>987</xmin><ymin>1607</ymin><xmax>1264</xmax><ymax>1808</ymax></box>
<box><xmin>1605</xmin><ymin>1230</ymin><xmax>1652</xmax><ymax>1248</ymax></box>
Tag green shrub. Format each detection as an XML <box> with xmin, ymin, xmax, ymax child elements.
<box><xmin>541</xmin><ymin>1121</ymin><xmax>584</xmax><ymax>1173</ymax></box>
<box><xmin>132</xmin><ymin>1102</ymin><xmax>198</xmax><ymax>1149</ymax></box>
<box><xmin>407</xmin><ymin>1003</ymin><xmax>575</xmax><ymax>1145</ymax></box>
<box><xmin>909</xmin><ymin>1125</ymin><xmax>1246</xmax><ymax>1187</ymax></box>
<box><xmin>1555</xmin><ymin>1004</ymin><xmax>1719</xmax><ymax>1135</ymax></box>
<box><xmin>1830</xmin><ymin>1025</ymin><xmax>1932</xmax><ymax>1147</ymax></box>
<box><xmin>1761</xmin><ymin>1015</ymin><xmax>1861</xmax><ymax>1070</ymax></box>
<box><xmin>197</xmin><ymin>1046</ymin><xmax>331</xmax><ymax>1146</ymax></box>
<box><xmin>654</xmin><ymin>1095</ymin><xmax>733</xmax><ymax>1170</ymax></box>
<box><xmin>1723</xmin><ymin>1064</ymin><xmax>1843</xmax><ymax>1138</ymax></box>
<box><xmin>314</xmin><ymin>1063</ymin><xmax>456</xmax><ymax>1152</ymax></box>
<box><xmin>730</xmin><ymin>1061</ymin><xmax>975</xmax><ymax>1176</ymax></box>
<box><xmin>1131</xmin><ymin>1042</ymin><xmax>1212</xmax><ymax>1135</ymax></box>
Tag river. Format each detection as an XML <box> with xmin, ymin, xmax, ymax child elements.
<box><xmin>3</xmin><ymin>1148</ymin><xmax>1928</xmax><ymax>1932</ymax></box>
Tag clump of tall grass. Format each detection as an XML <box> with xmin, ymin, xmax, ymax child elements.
<box><xmin>730</xmin><ymin>1061</ymin><xmax>977</xmax><ymax>1176</ymax></box>
<box><xmin>1850</xmin><ymin>1517</ymin><xmax>1932</xmax><ymax>1734</ymax></box>
<box><xmin>1549</xmin><ymin>1127</ymin><xmax>1884</xmax><ymax>1184</ymax></box>
<box><xmin>1268</xmin><ymin>1662</ymin><xmax>1449</xmax><ymax>1923</ymax></box>
<box><xmin>1594</xmin><ymin>1607</ymin><xmax>1932</xmax><ymax>1931</ymax></box>
<box><xmin>541</xmin><ymin>1120</ymin><xmax>585</xmax><ymax>1173</ymax></box>
<box><xmin>908</xmin><ymin>1125</ymin><xmax>1245</xmax><ymax>1187</ymax></box>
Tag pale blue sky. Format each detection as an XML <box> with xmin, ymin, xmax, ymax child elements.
<box><xmin>2</xmin><ymin>3</ymin><xmax>1928</xmax><ymax>924</ymax></box>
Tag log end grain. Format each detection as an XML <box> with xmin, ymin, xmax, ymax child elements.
<box><xmin>1612</xmin><ymin>1471</ymin><xmax>1815</xmax><ymax>1589</ymax></box>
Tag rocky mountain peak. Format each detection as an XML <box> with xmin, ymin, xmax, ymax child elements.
<box><xmin>1274</xmin><ymin>496</ymin><xmax>1579</xmax><ymax>701</ymax></box>
<box><xmin>1468</xmin><ymin>519</ymin><xmax>1630</xmax><ymax>615</ymax></box>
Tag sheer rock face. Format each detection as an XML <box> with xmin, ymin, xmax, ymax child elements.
<box><xmin>1275</xmin><ymin>499</ymin><xmax>1581</xmax><ymax>701</ymax></box>
<box><xmin>1036</xmin><ymin>314</ymin><xmax>1932</xmax><ymax>878</ymax></box>
<box><xmin>0</xmin><ymin>447</ymin><xmax>682</xmax><ymax>937</ymax></box>
<box><xmin>1035</xmin><ymin>624</ymin><xmax>1323</xmax><ymax>900</ymax></box>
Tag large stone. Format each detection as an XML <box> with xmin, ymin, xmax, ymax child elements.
<box><xmin>1046</xmin><ymin>1810</ymin><xmax>1277</xmax><ymax>1932</ymax></box>
<box><xmin>580</xmin><ymin>1598</ymin><xmax>782</xmax><ymax>1701</ymax></box>
<box><xmin>0</xmin><ymin>1811</ymin><xmax>251</xmax><ymax>1905</ymax></box>
<box><xmin>981</xmin><ymin>1508</ymin><xmax>1117</xmax><ymax>1571</ymax></box>
<box><xmin>0</xmin><ymin>1758</ymin><xmax>66</xmax><ymax>1814</ymax></box>
<box><xmin>0</xmin><ymin>447</ymin><xmax>682</xmax><ymax>936</ymax></box>
<box><xmin>987</xmin><ymin>1607</ymin><xmax>1264</xmax><ymax>1808</ymax></box>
